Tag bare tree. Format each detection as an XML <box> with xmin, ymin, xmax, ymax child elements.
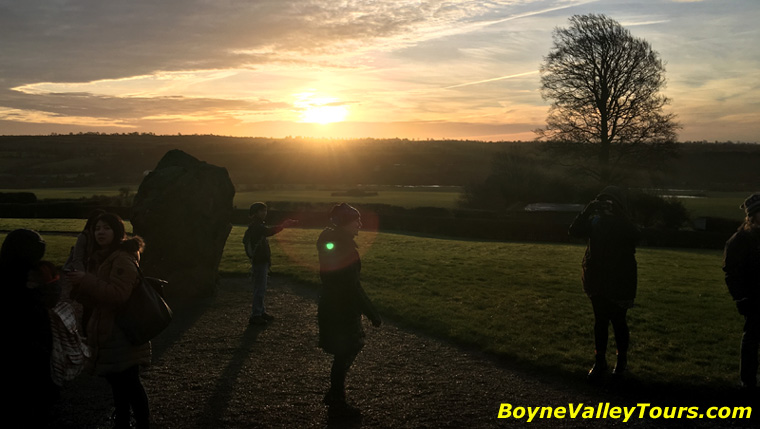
<box><xmin>536</xmin><ymin>14</ymin><xmax>680</xmax><ymax>184</ymax></box>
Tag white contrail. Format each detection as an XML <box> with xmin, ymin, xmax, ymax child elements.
<box><xmin>444</xmin><ymin>71</ymin><xmax>539</xmax><ymax>89</ymax></box>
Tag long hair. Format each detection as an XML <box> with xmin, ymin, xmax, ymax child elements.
<box><xmin>84</xmin><ymin>208</ymin><xmax>106</xmax><ymax>233</ymax></box>
<box><xmin>95</xmin><ymin>213</ymin><xmax>144</xmax><ymax>255</ymax></box>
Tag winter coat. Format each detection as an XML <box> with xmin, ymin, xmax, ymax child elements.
<box><xmin>316</xmin><ymin>227</ymin><xmax>380</xmax><ymax>355</ymax></box>
<box><xmin>2</xmin><ymin>229</ymin><xmax>60</xmax><ymax>410</ymax></box>
<box><xmin>7</xmin><ymin>263</ymin><xmax>60</xmax><ymax>410</ymax></box>
<box><xmin>569</xmin><ymin>191</ymin><xmax>640</xmax><ymax>308</ymax></box>
<box><xmin>73</xmin><ymin>239</ymin><xmax>151</xmax><ymax>375</ymax></box>
<box><xmin>243</xmin><ymin>221</ymin><xmax>283</xmax><ymax>264</ymax></box>
<box><xmin>723</xmin><ymin>225</ymin><xmax>760</xmax><ymax>315</ymax></box>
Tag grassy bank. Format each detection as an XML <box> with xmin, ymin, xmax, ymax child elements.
<box><xmin>2</xmin><ymin>219</ymin><xmax>740</xmax><ymax>389</ymax></box>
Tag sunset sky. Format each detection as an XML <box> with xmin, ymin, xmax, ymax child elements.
<box><xmin>1</xmin><ymin>0</ymin><xmax>758</xmax><ymax>142</ymax></box>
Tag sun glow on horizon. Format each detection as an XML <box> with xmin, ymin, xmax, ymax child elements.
<box><xmin>295</xmin><ymin>92</ymin><xmax>350</xmax><ymax>124</ymax></box>
<box><xmin>300</xmin><ymin>104</ymin><xmax>349</xmax><ymax>124</ymax></box>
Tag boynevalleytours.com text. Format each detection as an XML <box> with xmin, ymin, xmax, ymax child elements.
<box><xmin>498</xmin><ymin>402</ymin><xmax>752</xmax><ymax>423</ymax></box>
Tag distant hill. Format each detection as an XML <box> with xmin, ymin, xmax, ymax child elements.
<box><xmin>0</xmin><ymin>134</ymin><xmax>758</xmax><ymax>190</ymax></box>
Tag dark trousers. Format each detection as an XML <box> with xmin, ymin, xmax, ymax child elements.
<box><xmin>329</xmin><ymin>346</ymin><xmax>362</xmax><ymax>397</ymax></box>
<box><xmin>105</xmin><ymin>365</ymin><xmax>150</xmax><ymax>429</ymax></box>
<box><xmin>741</xmin><ymin>313</ymin><xmax>760</xmax><ymax>387</ymax></box>
<box><xmin>591</xmin><ymin>297</ymin><xmax>629</xmax><ymax>357</ymax></box>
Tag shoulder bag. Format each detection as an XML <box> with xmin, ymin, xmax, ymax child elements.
<box><xmin>116</xmin><ymin>267</ymin><xmax>173</xmax><ymax>345</ymax></box>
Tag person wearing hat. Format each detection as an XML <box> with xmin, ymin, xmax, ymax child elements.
<box><xmin>569</xmin><ymin>186</ymin><xmax>640</xmax><ymax>382</ymax></box>
<box><xmin>723</xmin><ymin>192</ymin><xmax>760</xmax><ymax>390</ymax></box>
<box><xmin>317</xmin><ymin>203</ymin><xmax>381</xmax><ymax>415</ymax></box>
<box><xmin>243</xmin><ymin>202</ymin><xmax>298</xmax><ymax>325</ymax></box>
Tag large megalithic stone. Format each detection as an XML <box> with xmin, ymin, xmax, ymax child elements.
<box><xmin>131</xmin><ymin>149</ymin><xmax>235</xmax><ymax>303</ymax></box>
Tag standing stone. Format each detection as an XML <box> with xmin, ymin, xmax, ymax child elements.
<box><xmin>131</xmin><ymin>149</ymin><xmax>235</xmax><ymax>303</ymax></box>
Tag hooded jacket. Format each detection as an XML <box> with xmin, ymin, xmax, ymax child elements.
<box><xmin>569</xmin><ymin>186</ymin><xmax>640</xmax><ymax>306</ymax></box>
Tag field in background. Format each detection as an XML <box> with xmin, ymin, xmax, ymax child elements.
<box><xmin>0</xmin><ymin>186</ymin><xmax>751</xmax><ymax>221</ymax></box>
<box><xmin>234</xmin><ymin>185</ymin><xmax>463</xmax><ymax>209</ymax></box>
<box><xmin>672</xmin><ymin>191</ymin><xmax>750</xmax><ymax>221</ymax></box>
<box><xmin>1</xmin><ymin>218</ymin><xmax>740</xmax><ymax>390</ymax></box>
<box><xmin>0</xmin><ymin>186</ymin><xmax>137</xmax><ymax>201</ymax></box>
<box><xmin>0</xmin><ymin>185</ymin><xmax>463</xmax><ymax>211</ymax></box>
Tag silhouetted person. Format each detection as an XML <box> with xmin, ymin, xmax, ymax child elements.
<box><xmin>4</xmin><ymin>229</ymin><xmax>61</xmax><ymax>426</ymax></box>
<box><xmin>317</xmin><ymin>203</ymin><xmax>381</xmax><ymax>415</ymax></box>
<box><xmin>569</xmin><ymin>186</ymin><xmax>640</xmax><ymax>381</ymax></box>
<box><xmin>67</xmin><ymin>213</ymin><xmax>151</xmax><ymax>429</ymax></box>
<box><xmin>243</xmin><ymin>202</ymin><xmax>298</xmax><ymax>325</ymax></box>
<box><xmin>723</xmin><ymin>193</ymin><xmax>760</xmax><ymax>391</ymax></box>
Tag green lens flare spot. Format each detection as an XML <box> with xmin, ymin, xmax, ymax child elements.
<box><xmin>325</xmin><ymin>242</ymin><xmax>335</xmax><ymax>250</ymax></box>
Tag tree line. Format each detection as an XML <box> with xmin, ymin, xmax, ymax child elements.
<box><xmin>0</xmin><ymin>135</ymin><xmax>757</xmax><ymax>192</ymax></box>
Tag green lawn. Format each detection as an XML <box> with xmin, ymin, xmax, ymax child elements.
<box><xmin>2</xmin><ymin>185</ymin><xmax>752</xmax><ymax>220</ymax></box>
<box><xmin>256</xmin><ymin>228</ymin><xmax>737</xmax><ymax>388</ymax></box>
<box><xmin>0</xmin><ymin>186</ymin><xmax>136</xmax><ymax>200</ymax></box>
<box><xmin>1</xmin><ymin>185</ymin><xmax>463</xmax><ymax>210</ymax></box>
<box><xmin>2</xmin><ymin>219</ymin><xmax>741</xmax><ymax>389</ymax></box>
<box><xmin>676</xmin><ymin>191</ymin><xmax>751</xmax><ymax>221</ymax></box>
<box><xmin>235</xmin><ymin>187</ymin><xmax>462</xmax><ymax>209</ymax></box>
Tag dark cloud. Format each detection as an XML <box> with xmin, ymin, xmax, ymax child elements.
<box><xmin>0</xmin><ymin>0</ymin><xmax>435</xmax><ymax>86</ymax></box>
<box><xmin>0</xmin><ymin>88</ymin><xmax>287</xmax><ymax>120</ymax></box>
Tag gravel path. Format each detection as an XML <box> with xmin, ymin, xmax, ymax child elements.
<box><xmin>49</xmin><ymin>275</ymin><xmax>757</xmax><ymax>428</ymax></box>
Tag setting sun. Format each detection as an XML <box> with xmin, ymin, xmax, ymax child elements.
<box><xmin>301</xmin><ymin>104</ymin><xmax>349</xmax><ymax>124</ymax></box>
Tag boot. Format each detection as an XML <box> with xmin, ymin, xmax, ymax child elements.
<box><xmin>612</xmin><ymin>351</ymin><xmax>627</xmax><ymax>377</ymax></box>
<box><xmin>587</xmin><ymin>352</ymin><xmax>607</xmax><ymax>381</ymax></box>
<box><xmin>324</xmin><ymin>388</ymin><xmax>361</xmax><ymax>418</ymax></box>
<box><xmin>327</xmin><ymin>401</ymin><xmax>362</xmax><ymax>419</ymax></box>
<box><xmin>323</xmin><ymin>388</ymin><xmax>346</xmax><ymax>406</ymax></box>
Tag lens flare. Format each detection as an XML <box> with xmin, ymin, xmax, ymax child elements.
<box><xmin>271</xmin><ymin>209</ymin><xmax>379</xmax><ymax>274</ymax></box>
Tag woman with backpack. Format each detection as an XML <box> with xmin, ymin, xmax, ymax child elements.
<box><xmin>66</xmin><ymin>212</ymin><xmax>151</xmax><ymax>428</ymax></box>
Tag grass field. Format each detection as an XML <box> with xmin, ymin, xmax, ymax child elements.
<box><xmin>0</xmin><ymin>186</ymin><xmax>137</xmax><ymax>200</ymax></box>
<box><xmin>675</xmin><ymin>191</ymin><xmax>751</xmax><ymax>221</ymax></box>
<box><xmin>260</xmin><ymin>228</ymin><xmax>739</xmax><ymax>389</ymax></box>
<box><xmin>2</xmin><ymin>218</ymin><xmax>741</xmax><ymax>389</ymax></box>
<box><xmin>0</xmin><ymin>185</ymin><xmax>464</xmax><ymax>210</ymax></box>
<box><xmin>2</xmin><ymin>186</ymin><xmax>751</xmax><ymax>219</ymax></box>
<box><xmin>234</xmin><ymin>186</ymin><xmax>463</xmax><ymax>209</ymax></box>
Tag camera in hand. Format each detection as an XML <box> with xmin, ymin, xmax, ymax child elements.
<box><xmin>593</xmin><ymin>199</ymin><xmax>614</xmax><ymax>213</ymax></box>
